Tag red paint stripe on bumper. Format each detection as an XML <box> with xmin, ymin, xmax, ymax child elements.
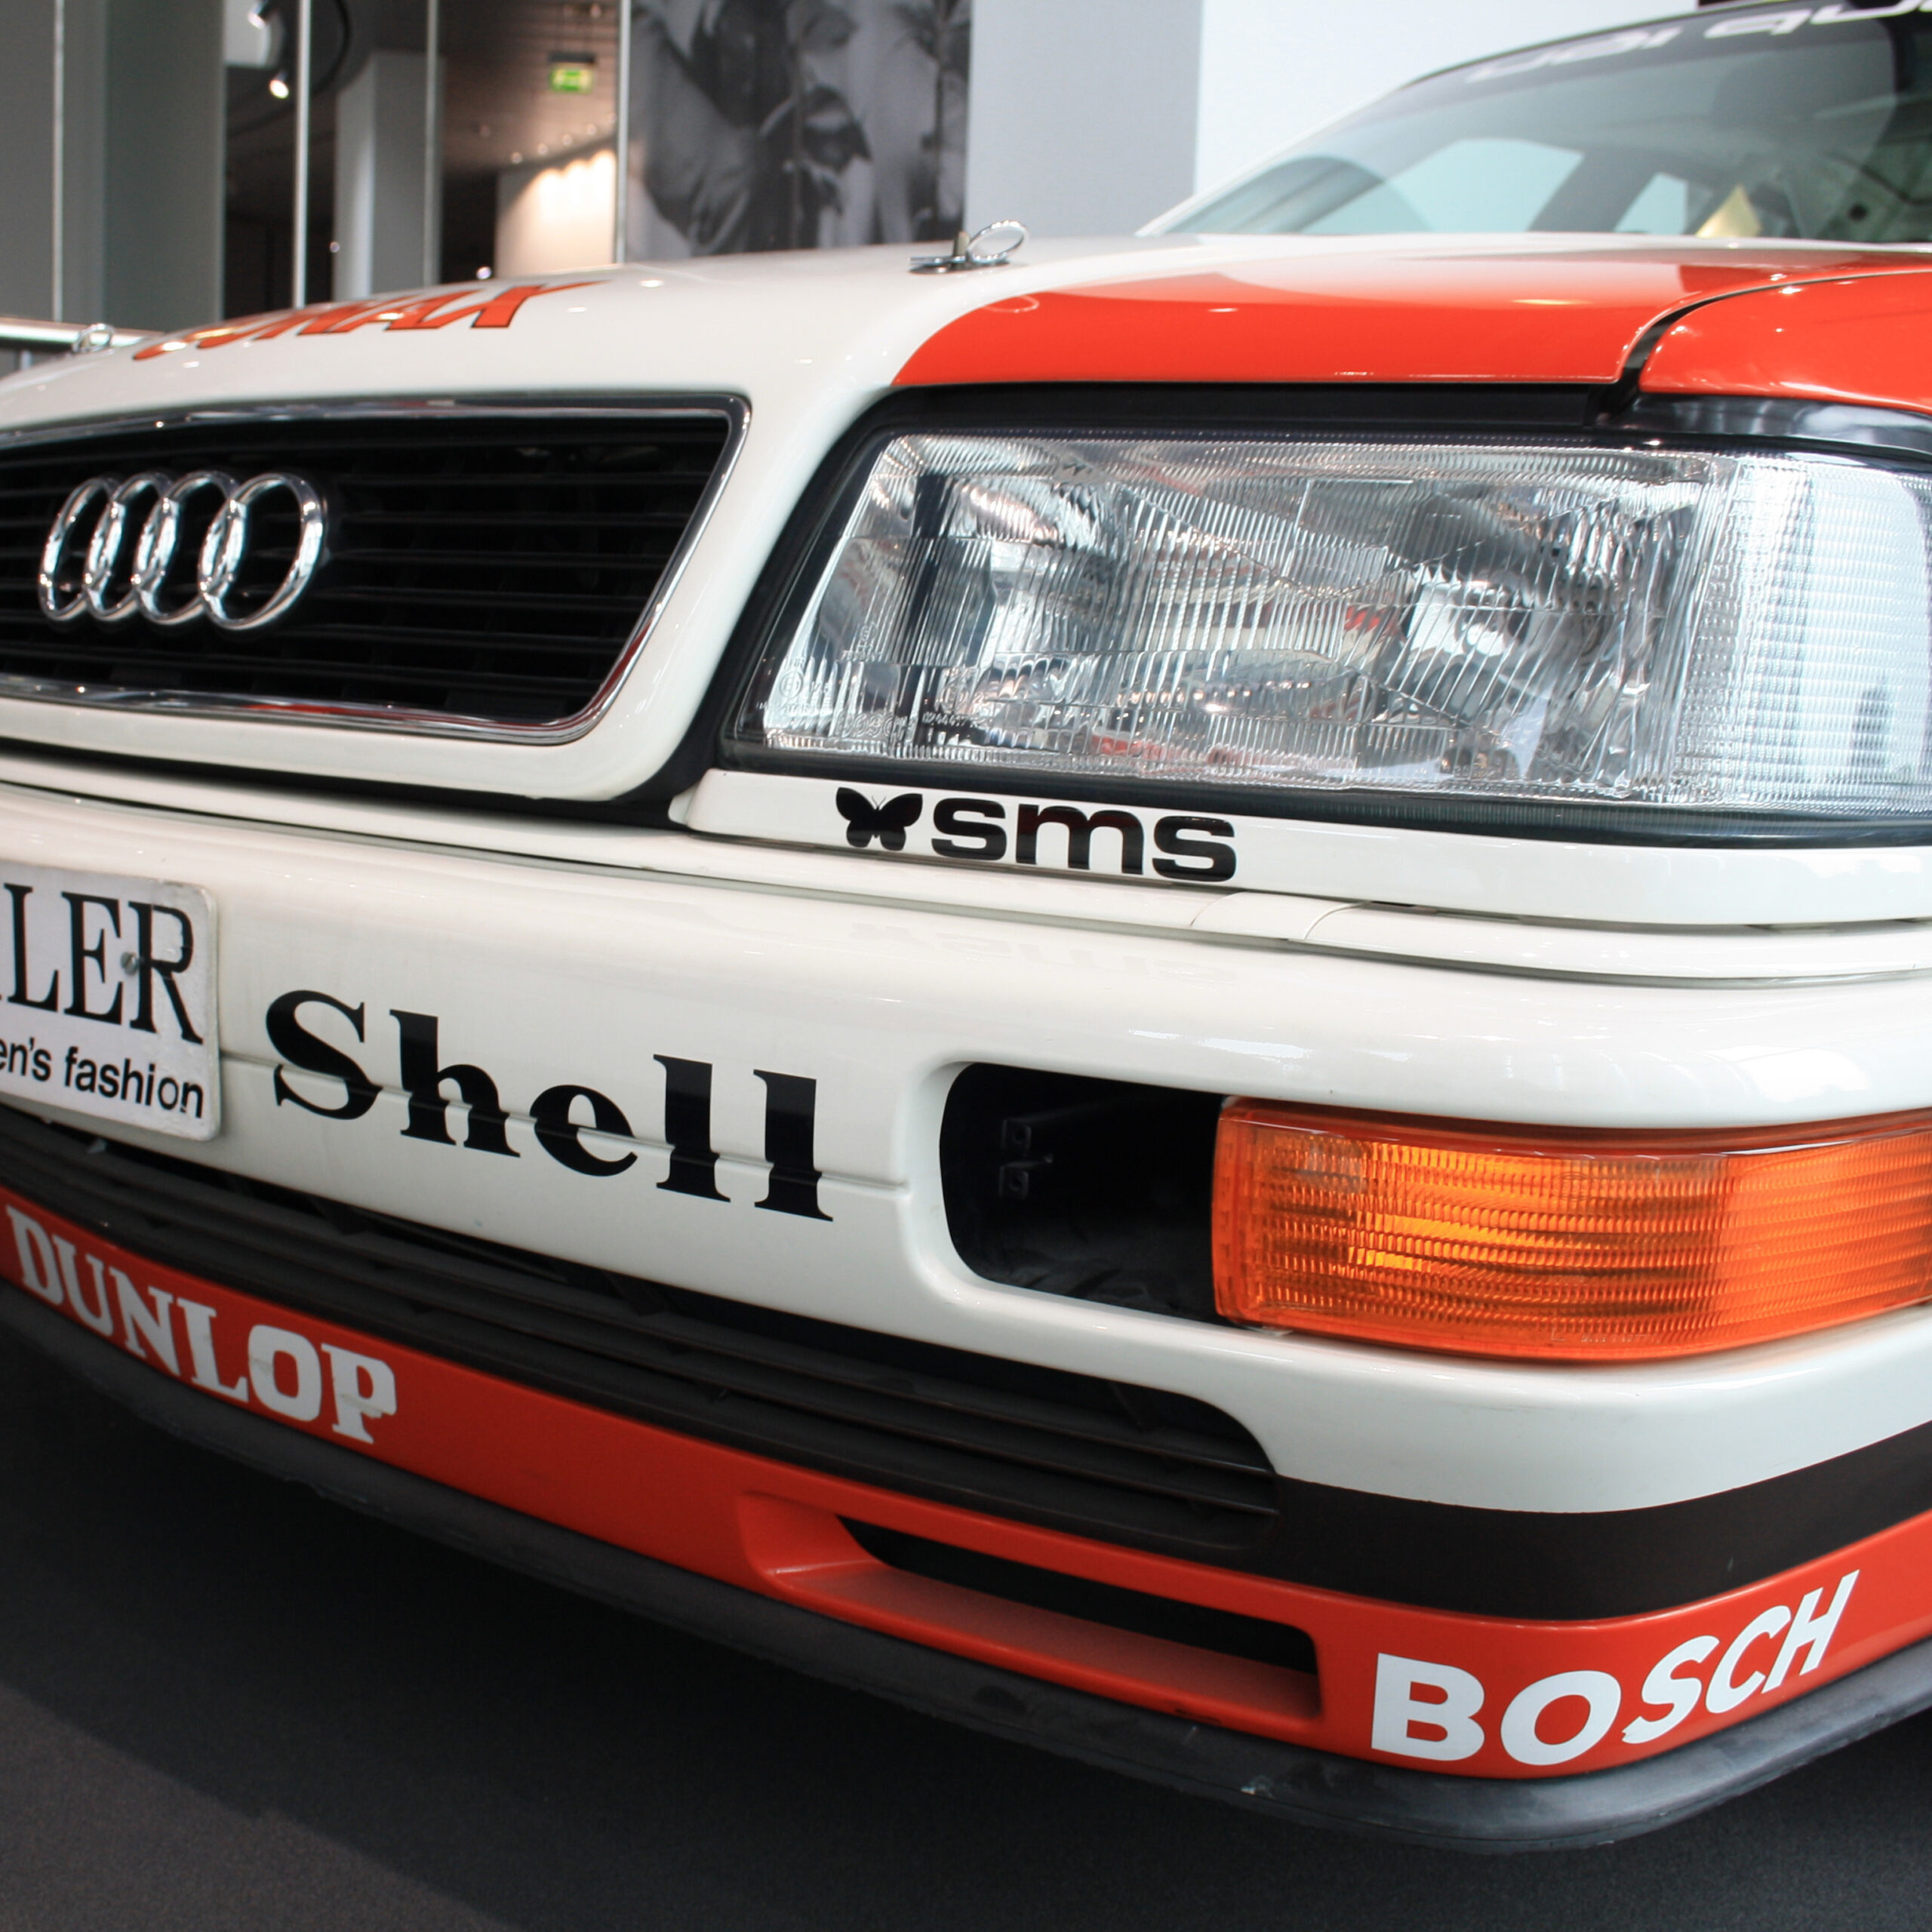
<box><xmin>6</xmin><ymin>1178</ymin><xmax>1929</xmax><ymax>1777</ymax></box>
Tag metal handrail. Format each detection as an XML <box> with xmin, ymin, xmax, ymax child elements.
<box><xmin>0</xmin><ymin>316</ymin><xmax>155</xmax><ymax>355</ymax></box>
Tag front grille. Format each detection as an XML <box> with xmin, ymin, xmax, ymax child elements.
<box><xmin>0</xmin><ymin>1106</ymin><xmax>1281</xmax><ymax>1568</ymax></box>
<box><xmin>0</xmin><ymin>405</ymin><xmax>733</xmax><ymax>728</ymax></box>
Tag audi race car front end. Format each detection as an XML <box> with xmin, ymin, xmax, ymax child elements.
<box><xmin>15</xmin><ymin>2</ymin><xmax>1932</xmax><ymax>1851</ymax></box>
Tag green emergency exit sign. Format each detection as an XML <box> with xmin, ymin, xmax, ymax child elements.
<box><xmin>549</xmin><ymin>56</ymin><xmax>595</xmax><ymax>94</ymax></box>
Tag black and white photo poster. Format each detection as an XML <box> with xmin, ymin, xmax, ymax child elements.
<box><xmin>625</xmin><ymin>0</ymin><xmax>971</xmax><ymax>256</ymax></box>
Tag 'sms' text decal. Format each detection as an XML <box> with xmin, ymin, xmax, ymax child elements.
<box><xmin>835</xmin><ymin>790</ymin><xmax>1237</xmax><ymax>882</ymax></box>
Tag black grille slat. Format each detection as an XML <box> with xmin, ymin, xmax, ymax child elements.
<box><xmin>23</xmin><ymin>1144</ymin><xmax>1269</xmax><ymax>1512</ymax></box>
<box><xmin>0</xmin><ymin>1106</ymin><xmax>1282</xmax><ymax>1565</ymax></box>
<box><xmin>0</xmin><ymin>409</ymin><xmax>732</xmax><ymax>725</ymax></box>
<box><xmin>312</xmin><ymin>589</ymin><xmax>657</xmax><ymax>617</ymax></box>
<box><xmin>338</xmin><ymin>547</ymin><xmax>685</xmax><ymax>569</ymax></box>
<box><xmin>69</xmin><ymin>647</ymin><xmax>625</xmax><ymax>679</ymax></box>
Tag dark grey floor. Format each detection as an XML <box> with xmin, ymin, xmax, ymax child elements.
<box><xmin>0</xmin><ymin>1325</ymin><xmax>1923</xmax><ymax>1931</ymax></box>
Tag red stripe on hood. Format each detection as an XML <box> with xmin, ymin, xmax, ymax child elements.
<box><xmin>896</xmin><ymin>249</ymin><xmax>1924</xmax><ymax>389</ymax></box>
<box><xmin>1642</xmin><ymin>269</ymin><xmax>1932</xmax><ymax>416</ymax></box>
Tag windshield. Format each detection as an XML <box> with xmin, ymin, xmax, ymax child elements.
<box><xmin>1174</xmin><ymin>4</ymin><xmax>1932</xmax><ymax>243</ymax></box>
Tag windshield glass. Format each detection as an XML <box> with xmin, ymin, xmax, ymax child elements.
<box><xmin>1174</xmin><ymin>4</ymin><xmax>1932</xmax><ymax>243</ymax></box>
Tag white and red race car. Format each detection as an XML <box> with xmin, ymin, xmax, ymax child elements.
<box><xmin>5</xmin><ymin>0</ymin><xmax>1932</xmax><ymax>1850</ymax></box>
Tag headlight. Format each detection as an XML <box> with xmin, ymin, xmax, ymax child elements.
<box><xmin>729</xmin><ymin>432</ymin><xmax>1932</xmax><ymax>831</ymax></box>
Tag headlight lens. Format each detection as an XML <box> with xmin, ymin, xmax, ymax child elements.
<box><xmin>732</xmin><ymin>432</ymin><xmax>1932</xmax><ymax>825</ymax></box>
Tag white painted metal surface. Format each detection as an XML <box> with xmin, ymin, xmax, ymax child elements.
<box><xmin>7</xmin><ymin>232</ymin><xmax>1932</xmax><ymax>1539</ymax></box>
<box><xmin>691</xmin><ymin>769</ymin><xmax>1932</xmax><ymax>930</ymax></box>
<box><xmin>4</xmin><ymin>774</ymin><xmax>1932</xmax><ymax>1518</ymax></box>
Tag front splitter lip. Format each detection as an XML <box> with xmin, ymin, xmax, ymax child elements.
<box><xmin>5</xmin><ymin>1282</ymin><xmax>1927</xmax><ymax>1853</ymax></box>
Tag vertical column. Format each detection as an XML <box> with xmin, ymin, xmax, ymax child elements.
<box><xmin>422</xmin><ymin>0</ymin><xmax>442</xmax><ymax>284</ymax></box>
<box><xmin>291</xmin><ymin>0</ymin><xmax>312</xmax><ymax>306</ymax></box>
<box><xmin>54</xmin><ymin>0</ymin><xmax>106</xmax><ymax>331</ymax></box>
<box><xmin>335</xmin><ymin>50</ymin><xmax>435</xmax><ymax>300</ymax></box>
<box><xmin>0</xmin><ymin>0</ymin><xmax>62</xmax><ymax>326</ymax></box>
<box><xmin>612</xmin><ymin>0</ymin><xmax>631</xmax><ymax>265</ymax></box>
<box><xmin>100</xmin><ymin>0</ymin><xmax>223</xmax><ymax>328</ymax></box>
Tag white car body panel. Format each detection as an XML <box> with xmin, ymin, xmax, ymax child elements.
<box><xmin>5</xmin><ymin>769</ymin><xmax>1932</xmax><ymax>1518</ymax></box>
<box><xmin>2</xmin><ymin>233</ymin><xmax>1930</xmax><ymax>1548</ymax></box>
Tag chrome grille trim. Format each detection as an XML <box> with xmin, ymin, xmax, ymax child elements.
<box><xmin>0</xmin><ymin>397</ymin><xmax>747</xmax><ymax>743</ymax></box>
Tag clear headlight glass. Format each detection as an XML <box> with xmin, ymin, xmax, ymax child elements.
<box><xmin>732</xmin><ymin>432</ymin><xmax>1932</xmax><ymax>825</ymax></box>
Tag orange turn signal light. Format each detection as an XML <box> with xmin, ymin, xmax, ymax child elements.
<box><xmin>1212</xmin><ymin>1102</ymin><xmax>1932</xmax><ymax>1361</ymax></box>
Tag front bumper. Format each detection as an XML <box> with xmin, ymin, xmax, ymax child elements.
<box><xmin>6</xmin><ymin>1247</ymin><xmax>1932</xmax><ymax>1853</ymax></box>
<box><xmin>2</xmin><ymin>1163</ymin><xmax>1928</xmax><ymax>1833</ymax></box>
<box><xmin>7</xmin><ymin>766</ymin><xmax>1932</xmax><ymax>1826</ymax></box>
<box><xmin>9</xmin><ymin>768</ymin><xmax>1932</xmax><ymax>1525</ymax></box>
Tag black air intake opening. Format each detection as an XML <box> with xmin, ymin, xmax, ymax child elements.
<box><xmin>941</xmin><ymin>1065</ymin><xmax>1222</xmax><ymax>1322</ymax></box>
<box><xmin>843</xmin><ymin>1519</ymin><xmax>1316</xmax><ymax>1675</ymax></box>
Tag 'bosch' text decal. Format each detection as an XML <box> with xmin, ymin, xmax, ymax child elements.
<box><xmin>134</xmin><ymin>280</ymin><xmax>598</xmax><ymax>361</ymax></box>
<box><xmin>1372</xmin><ymin>1572</ymin><xmax>1859</xmax><ymax>1767</ymax></box>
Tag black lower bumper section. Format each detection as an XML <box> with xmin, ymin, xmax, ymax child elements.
<box><xmin>8</xmin><ymin>1284</ymin><xmax>1930</xmax><ymax>1854</ymax></box>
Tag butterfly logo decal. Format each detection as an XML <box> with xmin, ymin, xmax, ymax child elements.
<box><xmin>834</xmin><ymin>788</ymin><xmax>923</xmax><ymax>851</ymax></box>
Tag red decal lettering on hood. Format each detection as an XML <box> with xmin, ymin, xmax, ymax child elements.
<box><xmin>386</xmin><ymin>280</ymin><xmax>596</xmax><ymax>330</ymax></box>
<box><xmin>133</xmin><ymin>281</ymin><xmax>597</xmax><ymax>360</ymax></box>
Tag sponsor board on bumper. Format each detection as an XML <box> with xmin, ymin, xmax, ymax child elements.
<box><xmin>0</xmin><ymin>862</ymin><xmax>217</xmax><ymax>1137</ymax></box>
<box><xmin>0</xmin><ymin>1179</ymin><xmax>1918</xmax><ymax>1776</ymax></box>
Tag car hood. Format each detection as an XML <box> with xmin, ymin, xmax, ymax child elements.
<box><xmin>5</xmin><ymin>232</ymin><xmax>1932</xmax><ymax>434</ymax></box>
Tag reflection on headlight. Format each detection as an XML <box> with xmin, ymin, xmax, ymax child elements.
<box><xmin>737</xmin><ymin>432</ymin><xmax>1932</xmax><ymax>820</ymax></box>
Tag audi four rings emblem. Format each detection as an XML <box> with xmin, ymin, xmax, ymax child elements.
<box><xmin>37</xmin><ymin>471</ymin><xmax>327</xmax><ymax>633</ymax></box>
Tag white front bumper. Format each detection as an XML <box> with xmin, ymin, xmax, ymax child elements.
<box><xmin>7</xmin><ymin>768</ymin><xmax>1932</xmax><ymax>1520</ymax></box>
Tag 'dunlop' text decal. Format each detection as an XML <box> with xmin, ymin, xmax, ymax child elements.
<box><xmin>5</xmin><ymin>1201</ymin><xmax>396</xmax><ymax>1442</ymax></box>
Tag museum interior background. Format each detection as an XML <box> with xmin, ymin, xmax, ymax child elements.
<box><xmin>0</xmin><ymin>0</ymin><xmax>1703</xmax><ymax>350</ymax></box>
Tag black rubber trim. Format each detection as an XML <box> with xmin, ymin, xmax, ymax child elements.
<box><xmin>1273</xmin><ymin>1439</ymin><xmax>1932</xmax><ymax>1622</ymax></box>
<box><xmin>5</xmin><ymin>1279</ymin><xmax>1928</xmax><ymax>1853</ymax></box>
<box><xmin>11</xmin><ymin>1097</ymin><xmax>1932</xmax><ymax>1620</ymax></box>
<box><xmin>1620</xmin><ymin>393</ymin><xmax>1932</xmax><ymax>460</ymax></box>
<box><xmin>0</xmin><ymin>1106</ymin><xmax>1278</xmax><ymax>1571</ymax></box>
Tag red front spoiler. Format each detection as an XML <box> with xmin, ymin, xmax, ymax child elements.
<box><xmin>4</xmin><ymin>1180</ymin><xmax>1926</xmax><ymax>1781</ymax></box>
